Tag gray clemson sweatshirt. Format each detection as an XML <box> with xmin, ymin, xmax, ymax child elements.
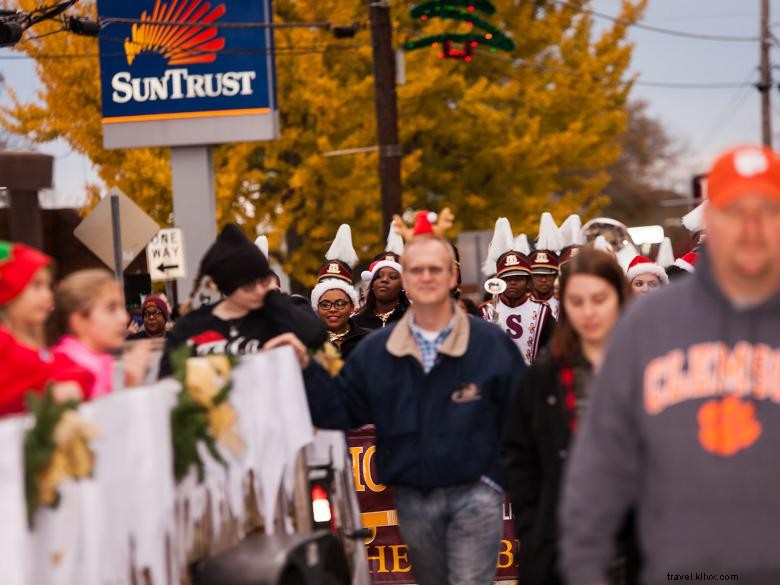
<box><xmin>560</xmin><ymin>247</ymin><xmax>780</xmax><ymax>585</ymax></box>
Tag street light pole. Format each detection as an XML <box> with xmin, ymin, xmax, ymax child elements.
<box><xmin>369</xmin><ymin>1</ymin><xmax>403</xmax><ymax>232</ymax></box>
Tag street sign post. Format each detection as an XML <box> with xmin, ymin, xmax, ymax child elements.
<box><xmin>147</xmin><ymin>228</ymin><xmax>187</xmax><ymax>281</ymax></box>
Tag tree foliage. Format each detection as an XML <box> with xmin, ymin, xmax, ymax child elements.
<box><xmin>1</xmin><ymin>0</ymin><xmax>645</xmax><ymax>285</ymax></box>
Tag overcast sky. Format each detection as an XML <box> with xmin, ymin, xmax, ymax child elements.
<box><xmin>0</xmin><ymin>0</ymin><xmax>778</xmax><ymax>207</ymax></box>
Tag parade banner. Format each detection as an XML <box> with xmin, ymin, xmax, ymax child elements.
<box><xmin>96</xmin><ymin>0</ymin><xmax>279</xmax><ymax>148</ymax></box>
<box><xmin>348</xmin><ymin>427</ymin><xmax>520</xmax><ymax>584</ymax></box>
<box><xmin>0</xmin><ymin>348</ymin><xmax>319</xmax><ymax>585</ymax></box>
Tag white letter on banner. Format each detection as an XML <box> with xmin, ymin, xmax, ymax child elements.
<box><xmin>186</xmin><ymin>73</ymin><xmax>206</xmax><ymax>98</ymax></box>
<box><xmin>131</xmin><ymin>77</ymin><xmax>150</xmax><ymax>102</ymax></box>
<box><xmin>111</xmin><ymin>72</ymin><xmax>133</xmax><ymax>104</ymax></box>
<box><xmin>203</xmin><ymin>73</ymin><xmax>222</xmax><ymax>98</ymax></box>
<box><xmin>148</xmin><ymin>74</ymin><xmax>168</xmax><ymax>101</ymax></box>
<box><xmin>238</xmin><ymin>71</ymin><xmax>257</xmax><ymax>95</ymax></box>
<box><xmin>168</xmin><ymin>69</ymin><xmax>187</xmax><ymax>99</ymax></box>
<box><xmin>222</xmin><ymin>72</ymin><xmax>240</xmax><ymax>97</ymax></box>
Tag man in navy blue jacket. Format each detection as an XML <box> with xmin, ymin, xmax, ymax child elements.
<box><xmin>267</xmin><ymin>234</ymin><xmax>526</xmax><ymax>585</ymax></box>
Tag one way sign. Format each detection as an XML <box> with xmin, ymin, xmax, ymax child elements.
<box><xmin>147</xmin><ymin>228</ymin><xmax>187</xmax><ymax>281</ymax></box>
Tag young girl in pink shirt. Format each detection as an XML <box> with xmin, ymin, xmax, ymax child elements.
<box><xmin>51</xmin><ymin>270</ymin><xmax>152</xmax><ymax>399</ymax></box>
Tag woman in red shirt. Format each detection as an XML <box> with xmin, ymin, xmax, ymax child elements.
<box><xmin>0</xmin><ymin>241</ymin><xmax>89</xmax><ymax>416</ymax></box>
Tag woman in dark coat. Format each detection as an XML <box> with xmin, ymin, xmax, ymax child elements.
<box><xmin>503</xmin><ymin>247</ymin><xmax>636</xmax><ymax>585</ymax></box>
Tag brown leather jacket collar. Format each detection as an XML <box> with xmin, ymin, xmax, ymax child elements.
<box><xmin>386</xmin><ymin>305</ymin><xmax>470</xmax><ymax>365</ymax></box>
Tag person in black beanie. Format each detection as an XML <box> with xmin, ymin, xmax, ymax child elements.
<box><xmin>158</xmin><ymin>224</ymin><xmax>327</xmax><ymax>377</ymax></box>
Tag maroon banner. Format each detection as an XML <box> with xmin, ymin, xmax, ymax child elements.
<box><xmin>348</xmin><ymin>427</ymin><xmax>520</xmax><ymax>584</ymax></box>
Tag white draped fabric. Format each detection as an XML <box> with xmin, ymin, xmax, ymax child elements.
<box><xmin>0</xmin><ymin>346</ymin><xmax>319</xmax><ymax>585</ymax></box>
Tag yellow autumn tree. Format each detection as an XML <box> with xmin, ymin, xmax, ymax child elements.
<box><xmin>1</xmin><ymin>0</ymin><xmax>644</xmax><ymax>285</ymax></box>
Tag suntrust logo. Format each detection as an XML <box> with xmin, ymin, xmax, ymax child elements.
<box><xmin>124</xmin><ymin>0</ymin><xmax>227</xmax><ymax>66</ymax></box>
<box><xmin>110</xmin><ymin>0</ymin><xmax>259</xmax><ymax>106</ymax></box>
<box><xmin>112</xmin><ymin>68</ymin><xmax>256</xmax><ymax>104</ymax></box>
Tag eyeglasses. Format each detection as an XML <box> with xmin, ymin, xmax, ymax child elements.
<box><xmin>318</xmin><ymin>299</ymin><xmax>351</xmax><ymax>310</ymax></box>
<box><xmin>406</xmin><ymin>265</ymin><xmax>446</xmax><ymax>277</ymax></box>
<box><xmin>143</xmin><ymin>310</ymin><xmax>164</xmax><ymax>318</ymax></box>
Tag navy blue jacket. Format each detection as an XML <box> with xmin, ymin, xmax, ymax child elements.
<box><xmin>303</xmin><ymin>307</ymin><xmax>526</xmax><ymax>491</ymax></box>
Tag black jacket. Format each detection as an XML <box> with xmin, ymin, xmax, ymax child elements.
<box><xmin>503</xmin><ymin>351</ymin><xmax>639</xmax><ymax>585</ymax></box>
<box><xmin>158</xmin><ymin>290</ymin><xmax>327</xmax><ymax>377</ymax></box>
<box><xmin>337</xmin><ymin>319</ymin><xmax>372</xmax><ymax>360</ymax></box>
<box><xmin>503</xmin><ymin>351</ymin><xmax>572</xmax><ymax>585</ymax></box>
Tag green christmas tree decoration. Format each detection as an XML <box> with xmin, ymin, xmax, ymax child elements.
<box><xmin>403</xmin><ymin>0</ymin><xmax>515</xmax><ymax>61</ymax></box>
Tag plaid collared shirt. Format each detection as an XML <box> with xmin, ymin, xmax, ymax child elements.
<box><xmin>408</xmin><ymin>312</ymin><xmax>455</xmax><ymax>374</ymax></box>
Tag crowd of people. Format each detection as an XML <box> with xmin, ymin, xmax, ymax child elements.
<box><xmin>1</xmin><ymin>144</ymin><xmax>779</xmax><ymax>585</ymax></box>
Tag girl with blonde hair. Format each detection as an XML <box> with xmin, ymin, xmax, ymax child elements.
<box><xmin>51</xmin><ymin>269</ymin><xmax>152</xmax><ymax>399</ymax></box>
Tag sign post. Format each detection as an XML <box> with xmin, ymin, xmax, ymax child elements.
<box><xmin>171</xmin><ymin>146</ymin><xmax>215</xmax><ymax>298</ymax></box>
<box><xmin>96</xmin><ymin>0</ymin><xmax>279</xmax><ymax>298</ymax></box>
<box><xmin>110</xmin><ymin>192</ymin><xmax>124</xmax><ymax>287</ymax></box>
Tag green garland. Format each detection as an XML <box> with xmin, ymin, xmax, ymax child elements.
<box><xmin>405</xmin><ymin>0</ymin><xmax>516</xmax><ymax>55</ymax></box>
<box><xmin>23</xmin><ymin>389</ymin><xmax>80</xmax><ymax>528</ymax></box>
<box><xmin>169</xmin><ymin>345</ymin><xmax>236</xmax><ymax>482</ymax></box>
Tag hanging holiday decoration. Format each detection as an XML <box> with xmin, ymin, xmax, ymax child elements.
<box><xmin>403</xmin><ymin>0</ymin><xmax>515</xmax><ymax>61</ymax></box>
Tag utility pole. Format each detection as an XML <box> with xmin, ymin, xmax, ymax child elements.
<box><xmin>759</xmin><ymin>0</ymin><xmax>772</xmax><ymax>147</ymax></box>
<box><xmin>369</xmin><ymin>1</ymin><xmax>403</xmax><ymax>232</ymax></box>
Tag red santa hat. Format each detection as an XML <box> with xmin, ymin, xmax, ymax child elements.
<box><xmin>673</xmin><ymin>250</ymin><xmax>698</xmax><ymax>274</ymax></box>
<box><xmin>361</xmin><ymin>224</ymin><xmax>404</xmax><ymax>282</ymax></box>
<box><xmin>361</xmin><ymin>255</ymin><xmax>403</xmax><ymax>283</ymax></box>
<box><xmin>0</xmin><ymin>241</ymin><xmax>52</xmax><ymax>305</ymax></box>
<box><xmin>412</xmin><ymin>210</ymin><xmax>439</xmax><ymax>236</ymax></box>
<box><xmin>626</xmin><ymin>255</ymin><xmax>669</xmax><ymax>285</ymax></box>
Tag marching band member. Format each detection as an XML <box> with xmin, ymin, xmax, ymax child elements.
<box><xmin>480</xmin><ymin>218</ymin><xmax>555</xmax><ymax>365</ymax></box>
<box><xmin>310</xmin><ymin>225</ymin><xmax>370</xmax><ymax>359</ymax></box>
<box><xmin>530</xmin><ymin>212</ymin><xmax>564</xmax><ymax>319</ymax></box>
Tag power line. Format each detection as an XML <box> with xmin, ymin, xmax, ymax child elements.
<box><xmin>548</xmin><ymin>0</ymin><xmax>761</xmax><ymax>43</ymax></box>
<box><xmin>632</xmin><ymin>80</ymin><xmax>753</xmax><ymax>89</ymax></box>
<box><xmin>98</xmin><ymin>17</ymin><xmax>340</xmax><ymax>31</ymax></box>
<box><xmin>0</xmin><ymin>44</ymin><xmax>367</xmax><ymax>60</ymax></box>
<box><xmin>478</xmin><ymin>50</ymin><xmax>754</xmax><ymax>90</ymax></box>
<box><xmin>696</xmin><ymin>70</ymin><xmax>759</xmax><ymax>149</ymax></box>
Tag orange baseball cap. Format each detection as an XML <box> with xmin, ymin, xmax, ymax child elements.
<box><xmin>707</xmin><ymin>145</ymin><xmax>780</xmax><ymax>208</ymax></box>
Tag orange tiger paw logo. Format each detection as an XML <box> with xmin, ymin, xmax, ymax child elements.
<box><xmin>697</xmin><ymin>396</ymin><xmax>762</xmax><ymax>456</ymax></box>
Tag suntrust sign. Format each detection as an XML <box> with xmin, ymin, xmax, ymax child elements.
<box><xmin>110</xmin><ymin>69</ymin><xmax>257</xmax><ymax>103</ymax></box>
<box><xmin>97</xmin><ymin>0</ymin><xmax>278</xmax><ymax>149</ymax></box>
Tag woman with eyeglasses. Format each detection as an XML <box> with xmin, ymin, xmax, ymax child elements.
<box><xmin>127</xmin><ymin>295</ymin><xmax>170</xmax><ymax>339</ymax></box>
<box><xmin>311</xmin><ymin>285</ymin><xmax>370</xmax><ymax>360</ymax></box>
<box><xmin>310</xmin><ymin>225</ymin><xmax>370</xmax><ymax>359</ymax></box>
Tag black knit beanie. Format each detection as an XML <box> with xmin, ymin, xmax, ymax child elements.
<box><xmin>201</xmin><ymin>224</ymin><xmax>273</xmax><ymax>295</ymax></box>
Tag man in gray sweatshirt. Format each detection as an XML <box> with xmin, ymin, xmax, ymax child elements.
<box><xmin>560</xmin><ymin>144</ymin><xmax>780</xmax><ymax>585</ymax></box>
